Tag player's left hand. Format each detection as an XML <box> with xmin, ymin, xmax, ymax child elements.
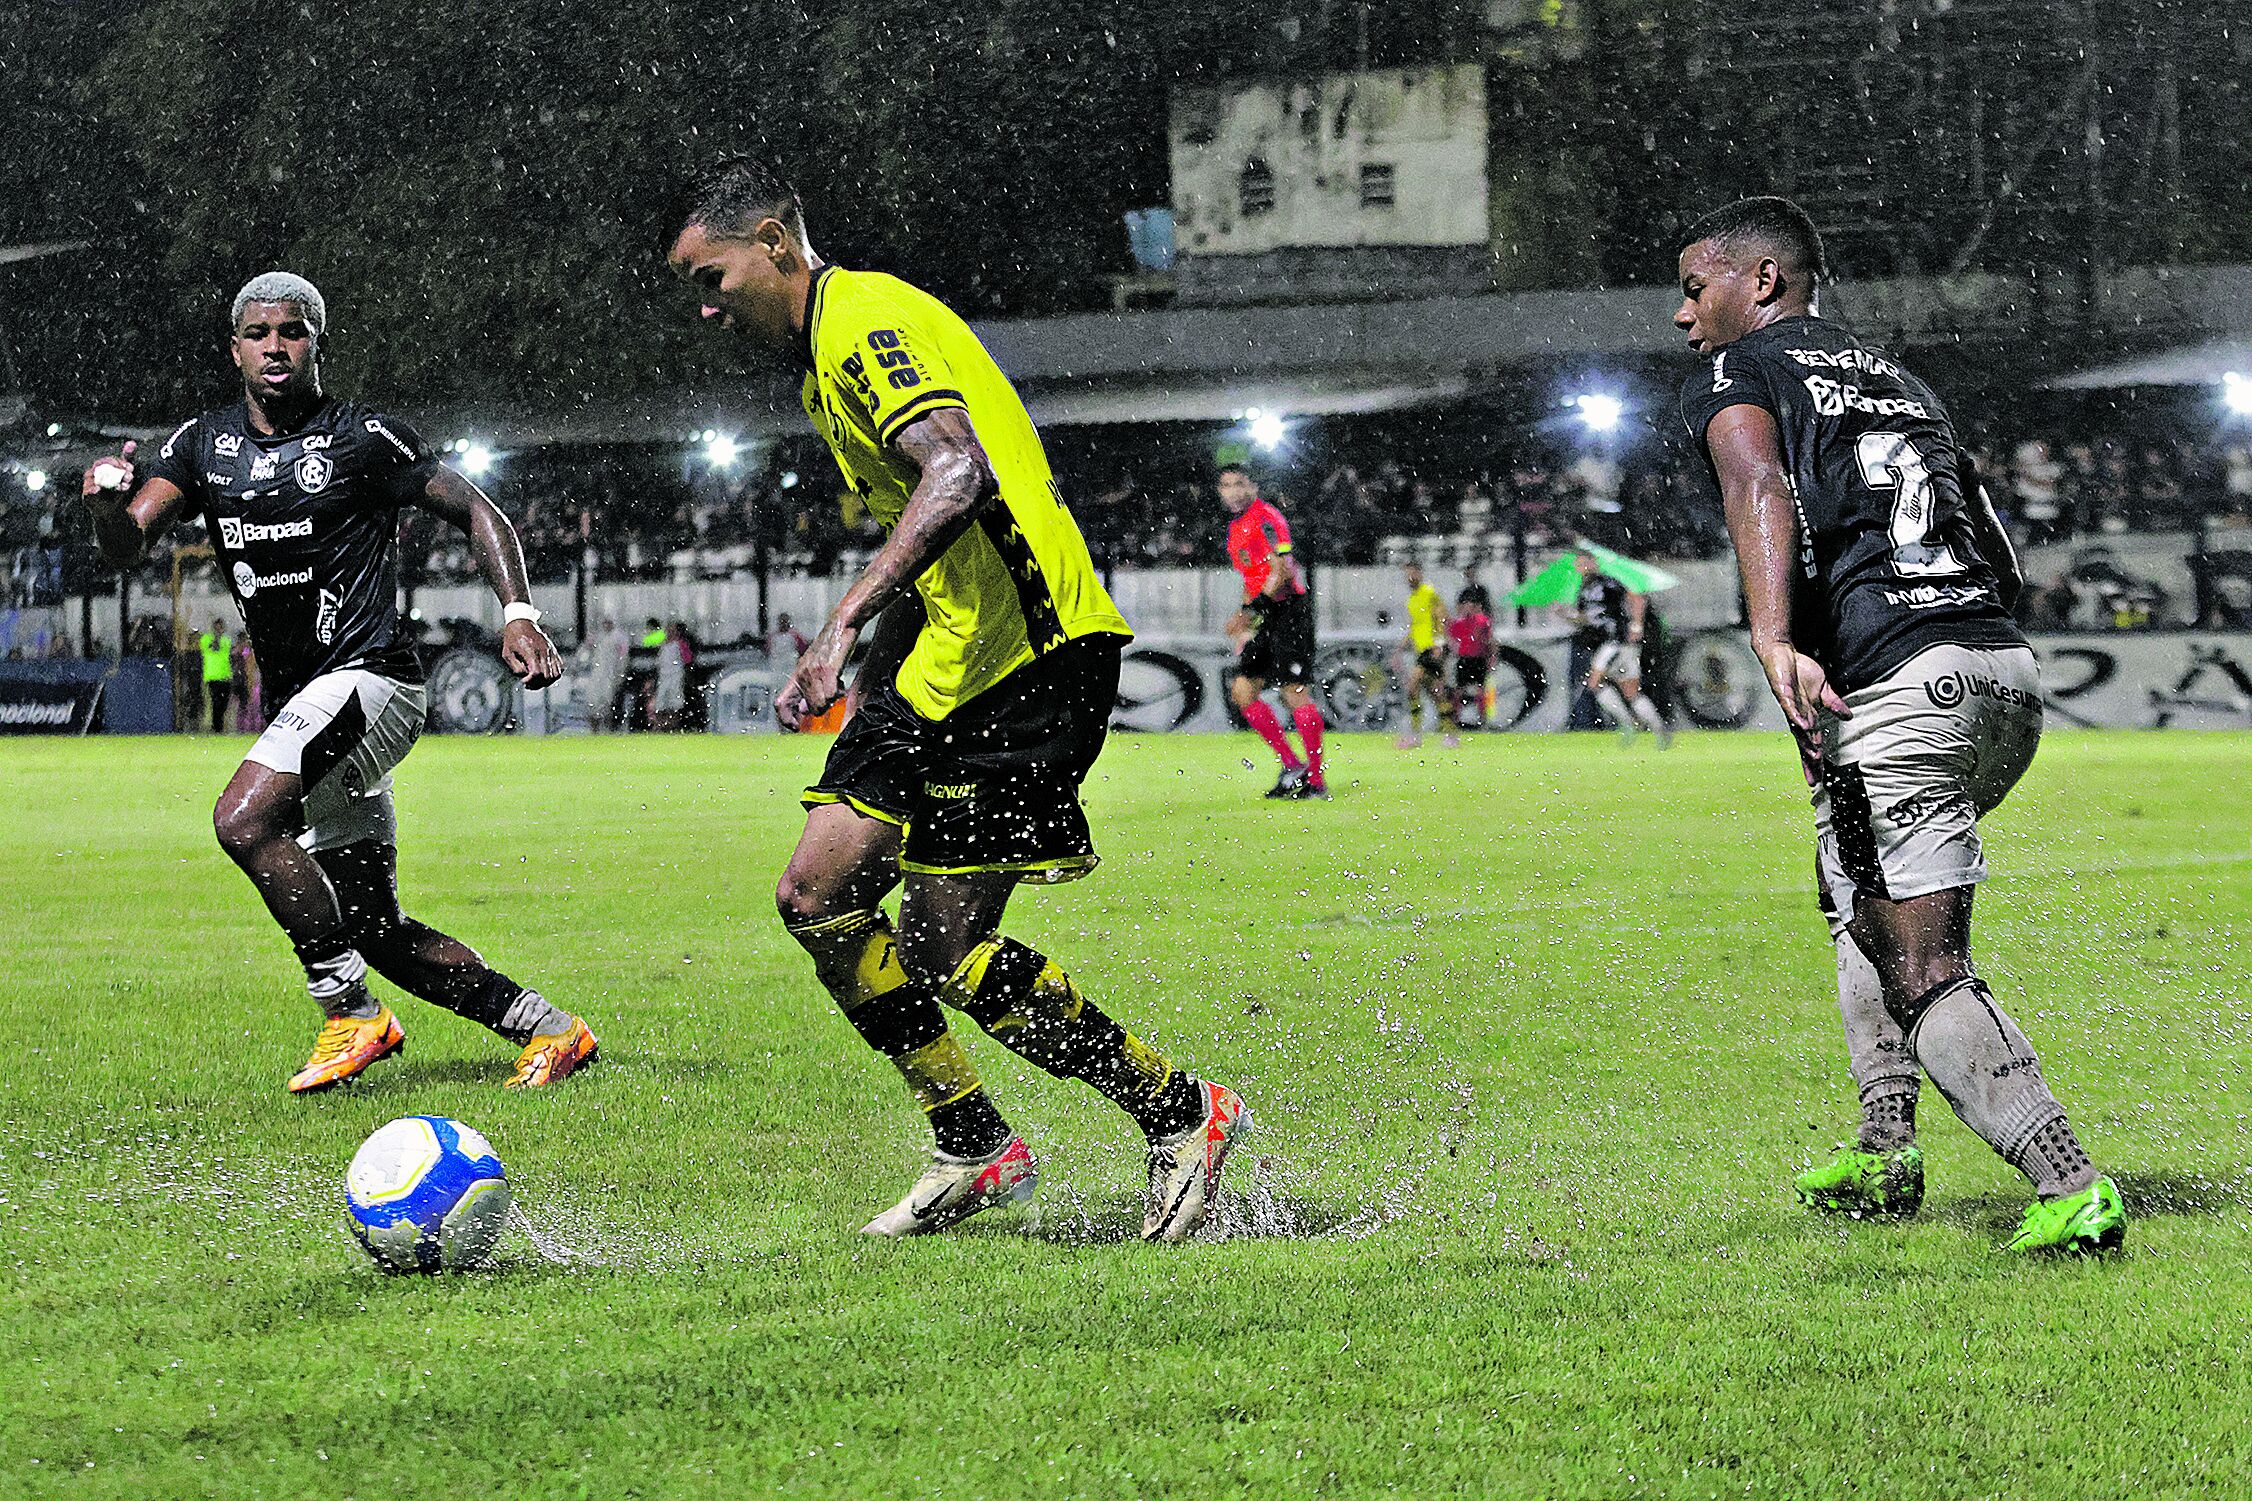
<box><xmin>777</xmin><ymin>619</ymin><xmax>858</xmax><ymax>730</ymax></box>
<box><xmin>500</xmin><ymin>620</ymin><xmax>563</xmax><ymax>689</ymax></box>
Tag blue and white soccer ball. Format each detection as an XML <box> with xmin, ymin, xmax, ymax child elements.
<box><xmin>344</xmin><ymin>1115</ymin><xmax>512</xmax><ymax>1273</ymax></box>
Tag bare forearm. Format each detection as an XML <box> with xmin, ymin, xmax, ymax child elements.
<box><xmin>1723</xmin><ymin>481</ymin><xmax>1799</xmax><ymax>649</ymax></box>
<box><xmin>467</xmin><ymin>497</ymin><xmax>534</xmax><ymax>607</ymax></box>
<box><xmin>834</xmin><ymin>452</ymin><xmax>989</xmax><ymax>633</ymax></box>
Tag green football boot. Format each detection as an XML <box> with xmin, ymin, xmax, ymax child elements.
<box><xmin>1794</xmin><ymin>1143</ymin><xmax>1926</xmax><ymax>1217</ymax></box>
<box><xmin>2005</xmin><ymin>1175</ymin><xmax>2127</xmax><ymax>1255</ymax></box>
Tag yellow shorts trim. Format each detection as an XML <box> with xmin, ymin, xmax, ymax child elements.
<box><xmin>897</xmin><ymin>853</ymin><xmax>1100</xmax><ymax>884</ymax></box>
<box><xmin>801</xmin><ymin>790</ymin><xmax>907</xmax><ymax>827</ymax></box>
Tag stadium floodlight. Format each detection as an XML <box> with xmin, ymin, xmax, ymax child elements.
<box><xmin>24</xmin><ymin>468</ymin><xmax>48</xmax><ymax>492</ymax></box>
<box><xmin>1248</xmin><ymin>411</ymin><xmax>1289</xmax><ymax>451</ymax></box>
<box><xmin>2224</xmin><ymin>372</ymin><xmax>2252</xmax><ymax>417</ymax></box>
<box><xmin>1572</xmin><ymin>393</ymin><xmax>1625</xmax><ymax>433</ymax></box>
<box><xmin>705</xmin><ymin>433</ymin><xmax>741</xmax><ymax>468</ymax></box>
<box><xmin>458</xmin><ymin>443</ymin><xmax>496</xmax><ymax>477</ymax></box>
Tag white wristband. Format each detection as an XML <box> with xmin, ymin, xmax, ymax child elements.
<box><xmin>502</xmin><ymin>602</ymin><xmax>542</xmax><ymax>626</ymax></box>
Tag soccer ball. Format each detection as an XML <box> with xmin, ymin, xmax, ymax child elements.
<box><xmin>344</xmin><ymin>1115</ymin><xmax>512</xmax><ymax>1273</ymax></box>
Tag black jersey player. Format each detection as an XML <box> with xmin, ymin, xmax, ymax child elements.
<box><xmin>81</xmin><ymin>273</ymin><xmax>599</xmax><ymax>1094</ymax></box>
<box><xmin>1676</xmin><ymin>198</ymin><xmax>2122</xmax><ymax>1254</ymax></box>
<box><xmin>1567</xmin><ymin>550</ymin><xmax>1668</xmax><ymax>746</ymax></box>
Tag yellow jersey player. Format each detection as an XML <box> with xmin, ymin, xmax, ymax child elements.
<box><xmin>667</xmin><ymin>158</ymin><xmax>1246</xmax><ymax>1242</ymax></box>
<box><xmin>1397</xmin><ymin>561</ymin><xmax>1453</xmax><ymax>748</ymax></box>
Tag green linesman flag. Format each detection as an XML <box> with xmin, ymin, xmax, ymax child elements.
<box><xmin>1507</xmin><ymin>543</ymin><xmax>1680</xmax><ymax>608</ymax></box>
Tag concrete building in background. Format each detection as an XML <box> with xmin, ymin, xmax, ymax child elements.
<box><xmin>1168</xmin><ymin>64</ymin><xmax>1493</xmax><ymax>307</ymax></box>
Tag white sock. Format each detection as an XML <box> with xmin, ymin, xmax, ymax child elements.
<box><xmin>306</xmin><ymin>950</ymin><xmax>377</xmax><ymax>1019</ymax></box>
<box><xmin>500</xmin><ymin>988</ymin><xmax>570</xmax><ymax>1043</ymax></box>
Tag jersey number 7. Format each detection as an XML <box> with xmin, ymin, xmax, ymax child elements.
<box><xmin>1859</xmin><ymin>431</ymin><xmax>1966</xmax><ymax>578</ymax></box>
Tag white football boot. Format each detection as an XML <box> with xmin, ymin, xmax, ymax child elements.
<box><xmin>1142</xmin><ymin>1081</ymin><xmax>1251</xmax><ymax>1243</ymax></box>
<box><xmin>859</xmin><ymin>1136</ymin><xmax>1038</xmax><ymax>1237</ymax></box>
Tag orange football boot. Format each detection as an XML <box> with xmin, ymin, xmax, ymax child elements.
<box><xmin>287</xmin><ymin>1006</ymin><xmax>406</xmax><ymax>1094</ymax></box>
<box><xmin>505</xmin><ymin>1016</ymin><xmax>599</xmax><ymax>1088</ymax></box>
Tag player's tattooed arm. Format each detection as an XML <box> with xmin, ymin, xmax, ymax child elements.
<box><xmin>1704</xmin><ymin>404</ymin><xmax>1850</xmax><ymax>755</ymax></box>
<box><xmin>413</xmin><ymin>465</ymin><xmax>563</xmax><ymax>689</ymax></box>
<box><xmin>779</xmin><ymin>407</ymin><xmax>996</xmax><ymax>727</ymax></box>
<box><xmin>79</xmin><ymin>441</ymin><xmax>190</xmax><ymax>567</ymax></box>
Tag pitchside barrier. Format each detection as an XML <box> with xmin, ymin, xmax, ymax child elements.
<box><xmin>0</xmin><ymin>658</ymin><xmax>173</xmax><ymax>735</ymax></box>
<box><xmin>478</xmin><ymin>628</ymin><xmax>2252</xmax><ymax>737</ymax></box>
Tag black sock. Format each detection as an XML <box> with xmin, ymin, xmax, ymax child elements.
<box><xmin>946</xmin><ymin>938</ymin><xmax>1204</xmax><ymax>1140</ymax></box>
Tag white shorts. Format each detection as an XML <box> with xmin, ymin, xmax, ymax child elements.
<box><xmin>1813</xmin><ymin>643</ymin><xmax>2042</xmax><ymax>935</ymax></box>
<box><xmin>244</xmin><ymin>669</ymin><xmax>428</xmax><ymax>852</ymax></box>
<box><xmin>1589</xmin><ymin>640</ymin><xmax>1639</xmax><ymax>683</ymax></box>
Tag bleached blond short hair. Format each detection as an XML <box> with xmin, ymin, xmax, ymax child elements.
<box><xmin>230</xmin><ymin>272</ymin><xmax>326</xmax><ymax>333</ymax></box>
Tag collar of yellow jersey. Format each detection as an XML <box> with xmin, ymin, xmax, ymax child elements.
<box><xmin>797</xmin><ymin>264</ymin><xmax>835</xmax><ymax>372</ymax></box>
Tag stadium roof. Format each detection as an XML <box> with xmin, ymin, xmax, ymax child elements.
<box><xmin>2042</xmin><ymin>339</ymin><xmax>2252</xmax><ymax>389</ymax></box>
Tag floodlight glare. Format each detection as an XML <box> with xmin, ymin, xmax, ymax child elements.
<box><xmin>1573</xmin><ymin>393</ymin><xmax>1625</xmax><ymax>433</ymax></box>
<box><xmin>1249</xmin><ymin>412</ymin><xmax>1289</xmax><ymax>450</ymax></box>
<box><xmin>458</xmin><ymin>443</ymin><xmax>496</xmax><ymax>477</ymax></box>
<box><xmin>2223</xmin><ymin>372</ymin><xmax>2252</xmax><ymax>417</ymax></box>
<box><xmin>705</xmin><ymin>433</ymin><xmax>741</xmax><ymax>468</ymax></box>
<box><xmin>24</xmin><ymin>468</ymin><xmax>48</xmax><ymax>492</ymax></box>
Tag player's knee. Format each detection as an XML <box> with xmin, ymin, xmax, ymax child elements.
<box><xmin>1228</xmin><ymin>677</ymin><xmax>1258</xmax><ymax>709</ymax></box>
<box><xmin>1886</xmin><ymin>969</ymin><xmax>1977</xmax><ymax>1034</ymax></box>
<box><xmin>211</xmin><ymin>798</ymin><xmax>280</xmax><ymax>862</ymax></box>
<box><xmin>775</xmin><ymin>868</ymin><xmax>853</xmax><ymax>935</ymax></box>
<box><xmin>893</xmin><ymin>929</ymin><xmax>963</xmax><ymax>991</ymax></box>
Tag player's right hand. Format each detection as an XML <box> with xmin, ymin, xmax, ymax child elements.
<box><xmin>80</xmin><ymin>440</ymin><xmax>137</xmax><ymax>500</ymax></box>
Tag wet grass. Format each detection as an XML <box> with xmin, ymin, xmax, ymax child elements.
<box><xmin>2</xmin><ymin>728</ymin><xmax>2248</xmax><ymax>1499</ymax></box>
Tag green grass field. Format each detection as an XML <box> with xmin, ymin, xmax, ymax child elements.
<box><xmin>3</xmin><ymin>729</ymin><xmax>2248</xmax><ymax>1498</ymax></box>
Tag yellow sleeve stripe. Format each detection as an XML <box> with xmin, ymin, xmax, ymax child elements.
<box><xmin>876</xmin><ymin>388</ymin><xmax>969</xmax><ymax>446</ymax></box>
<box><xmin>1272</xmin><ymin>542</ymin><xmax>1293</xmax><ymax>554</ymax></box>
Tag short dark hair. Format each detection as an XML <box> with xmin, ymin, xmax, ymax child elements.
<box><xmin>674</xmin><ymin>156</ymin><xmax>806</xmax><ymax>245</ymax></box>
<box><xmin>1681</xmin><ymin>196</ymin><xmax>1827</xmax><ymax>284</ymax></box>
<box><xmin>1217</xmin><ymin>463</ymin><xmax>1251</xmax><ymax>480</ymax></box>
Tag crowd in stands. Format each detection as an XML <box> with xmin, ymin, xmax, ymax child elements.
<box><xmin>8</xmin><ymin>401</ymin><xmax>2252</xmax><ymax>619</ymax></box>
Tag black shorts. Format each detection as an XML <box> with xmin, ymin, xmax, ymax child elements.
<box><xmin>1236</xmin><ymin>591</ymin><xmax>1315</xmax><ymax>686</ymax></box>
<box><xmin>1453</xmin><ymin>655</ymin><xmax>1490</xmax><ymax>690</ymax></box>
<box><xmin>1413</xmin><ymin>648</ymin><xmax>1448</xmax><ymax>678</ymax></box>
<box><xmin>804</xmin><ymin>633</ymin><xmax>1123</xmax><ymax>882</ymax></box>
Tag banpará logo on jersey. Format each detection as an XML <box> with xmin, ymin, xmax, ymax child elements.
<box><xmin>1925</xmin><ymin>670</ymin><xmax>2036</xmax><ymax>711</ymax></box>
<box><xmin>249</xmin><ymin>450</ymin><xmax>280</xmax><ymax>481</ymax></box>
<box><xmin>295</xmin><ymin>453</ymin><xmax>333</xmax><ymax>492</ymax></box>
<box><xmin>213</xmin><ymin>431</ymin><xmax>243</xmax><ymax>458</ymax></box>
<box><xmin>231</xmin><ymin>561</ymin><xmax>313</xmax><ymax>598</ymax></box>
<box><xmin>217</xmin><ymin>514</ymin><xmax>313</xmax><ymax>549</ymax></box>
<box><xmin>1803</xmin><ymin>376</ymin><xmax>1930</xmax><ymax>420</ymax></box>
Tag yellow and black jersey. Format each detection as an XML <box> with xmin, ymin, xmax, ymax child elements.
<box><xmin>799</xmin><ymin>265</ymin><xmax>1131</xmax><ymax>720</ymax></box>
<box><xmin>1406</xmin><ymin>583</ymin><xmax>1446</xmax><ymax>653</ymax></box>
